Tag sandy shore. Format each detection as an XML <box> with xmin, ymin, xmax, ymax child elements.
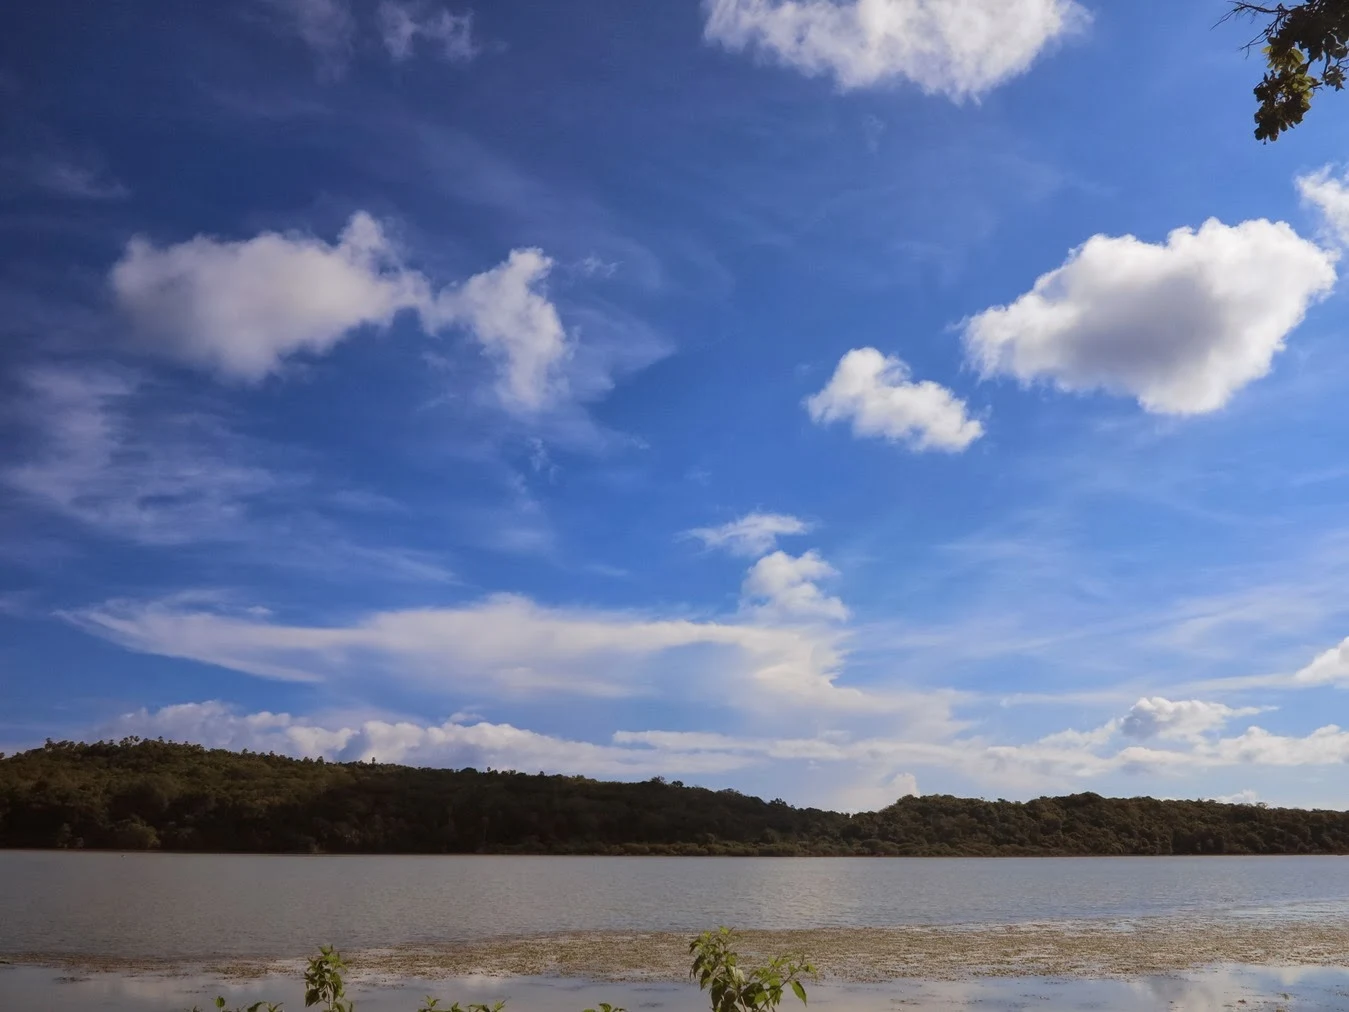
<box><xmin>9</xmin><ymin>917</ymin><xmax>1349</xmax><ymax>983</ymax></box>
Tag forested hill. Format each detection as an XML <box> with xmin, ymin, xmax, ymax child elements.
<box><xmin>2</xmin><ymin>738</ymin><xmax>1347</xmax><ymax>856</ymax></box>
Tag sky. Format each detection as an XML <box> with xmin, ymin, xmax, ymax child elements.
<box><xmin>5</xmin><ymin>0</ymin><xmax>1349</xmax><ymax>811</ymax></box>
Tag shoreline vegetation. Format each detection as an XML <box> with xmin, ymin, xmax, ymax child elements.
<box><xmin>4</xmin><ymin>739</ymin><xmax>1349</xmax><ymax>856</ymax></box>
<box><xmin>183</xmin><ymin>930</ymin><xmax>815</xmax><ymax>1012</ymax></box>
<box><xmin>11</xmin><ymin>918</ymin><xmax>1349</xmax><ymax>984</ymax></box>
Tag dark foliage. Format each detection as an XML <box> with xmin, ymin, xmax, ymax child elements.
<box><xmin>3</xmin><ymin>738</ymin><xmax>1348</xmax><ymax>856</ymax></box>
<box><xmin>1230</xmin><ymin>1</ymin><xmax>1349</xmax><ymax>140</ymax></box>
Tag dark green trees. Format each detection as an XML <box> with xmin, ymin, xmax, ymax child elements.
<box><xmin>2</xmin><ymin>738</ymin><xmax>1348</xmax><ymax>856</ymax></box>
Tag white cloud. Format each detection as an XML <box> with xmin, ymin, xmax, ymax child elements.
<box><xmin>702</xmin><ymin>0</ymin><xmax>1087</xmax><ymax>99</ymax></box>
<box><xmin>1214</xmin><ymin>788</ymin><xmax>1261</xmax><ymax>805</ymax></box>
<box><xmin>1205</xmin><ymin>725</ymin><xmax>1349</xmax><ymax>767</ymax></box>
<box><xmin>805</xmin><ymin>348</ymin><xmax>983</xmax><ymax>452</ymax></box>
<box><xmin>1036</xmin><ymin>720</ymin><xmax>1121</xmax><ymax>749</ymax></box>
<box><xmin>433</xmin><ymin>248</ymin><xmax>568</xmax><ymax>412</ymax></box>
<box><xmin>95</xmin><ymin>704</ymin><xmax>957</xmax><ymax>805</ymax></box>
<box><xmin>1119</xmin><ymin>697</ymin><xmax>1265</xmax><ymax>742</ymax></box>
<box><xmin>742</xmin><ymin>549</ymin><xmax>848</xmax><ymax>622</ymax></box>
<box><xmin>104</xmin><ymin>702</ymin><xmax>751</xmax><ymax>777</ymax></box>
<box><xmin>962</xmin><ymin>218</ymin><xmax>1338</xmax><ymax>415</ymax></box>
<box><xmin>100</xmin><ymin>700</ymin><xmax>1349</xmax><ymax>803</ymax></box>
<box><xmin>378</xmin><ymin>1</ymin><xmax>478</xmax><ymax>62</ymax></box>
<box><xmin>617</xmin><ymin>717</ymin><xmax>1349</xmax><ymax>795</ymax></box>
<box><xmin>1297</xmin><ymin>165</ymin><xmax>1349</xmax><ymax>246</ymax></box>
<box><xmin>111</xmin><ymin>216</ymin><xmax>582</xmax><ymax>415</ymax></box>
<box><xmin>833</xmin><ymin>771</ymin><xmax>920</xmax><ymax>812</ymax></box>
<box><xmin>1290</xmin><ymin>637</ymin><xmax>1349</xmax><ymax>687</ymax></box>
<box><xmin>686</xmin><ymin>512</ymin><xmax>812</xmax><ymax>556</ymax></box>
<box><xmin>111</xmin><ymin>213</ymin><xmax>430</xmax><ymax>382</ymax></box>
<box><xmin>66</xmin><ymin>592</ymin><xmax>896</xmax><ymax>712</ymax></box>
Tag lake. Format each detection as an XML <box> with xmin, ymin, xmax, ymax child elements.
<box><xmin>4</xmin><ymin>853</ymin><xmax>1349</xmax><ymax>1010</ymax></box>
<box><xmin>3</xmin><ymin>852</ymin><xmax>1348</xmax><ymax>958</ymax></box>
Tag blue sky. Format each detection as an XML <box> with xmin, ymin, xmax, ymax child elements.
<box><xmin>5</xmin><ymin>0</ymin><xmax>1349</xmax><ymax>810</ymax></box>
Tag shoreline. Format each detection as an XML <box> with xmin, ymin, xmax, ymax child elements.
<box><xmin>8</xmin><ymin>847</ymin><xmax>1349</xmax><ymax>858</ymax></box>
<box><xmin>8</xmin><ymin>916</ymin><xmax>1349</xmax><ymax>983</ymax></box>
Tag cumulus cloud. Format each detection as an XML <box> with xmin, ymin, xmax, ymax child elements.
<box><xmin>702</xmin><ymin>0</ymin><xmax>1087</xmax><ymax>98</ymax></box>
<box><xmin>685</xmin><ymin>511</ymin><xmax>812</xmax><ymax>556</ymax></box>
<box><xmin>962</xmin><ymin>218</ymin><xmax>1338</xmax><ymax>415</ymax></box>
<box><xmin>1297</xmin><ymin>165</ymin><xmax>1349</xmax><ymax>246</ymax></box>
<box><xmin>805</xmin><ymin>348</ymin><xmax>983</xmax><ymax>452</ymax></box>
<box><xmin>111</xmin><ymin>213</ymin><xmax>430</xmax><ymax>382</ymax></box>
<box><xmin>378</xmin><ymin>1</ymin><xmax>478</xmax><ymax>62</ymax></box>
<box><xmin>110</xmin><ymin>215</ymin><xmax>581</xmax><ymax>415</ymax></box>
<box><xmin>66</xmin><ymin>592</ymin><xmax>898</xmax><ymax>712</ymax></box>
<box><xmin>742</xmin><ymin>550</ymin><xmax>848</xmax><ymax>622</ymax></box>
<box><xmin>1119</xmin><ymin>697</ymin><xmax>1265</xmax><ymax>742</ymax></box>
<box><xmin>434</xmin><ymin>248</ymin><xmax>568</xmax><ymax>412</ymax></box>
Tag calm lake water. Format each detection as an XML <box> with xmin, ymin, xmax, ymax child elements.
<box><xmin>3</xmin><ymin>851</ymin><xmax>1349</xmax><ymax>959</ymax></box>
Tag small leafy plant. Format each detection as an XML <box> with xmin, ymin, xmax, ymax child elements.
<box><xmin>689</xmin><ymin>928</ymin><xmax>815</xmax><ymax>1012</ymax></box>
<box><xmin>305</xmin><ymin>946</ymin><xmax>353</xmax><ymax>1012</ymax></box>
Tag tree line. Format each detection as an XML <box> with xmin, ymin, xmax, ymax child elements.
<box><xmin>2</xmin><ymin>738</ymin><xmax>1347</xmax><ymax>856</ymax></box>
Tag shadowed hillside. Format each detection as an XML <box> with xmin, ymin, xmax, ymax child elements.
<box><xmin>2</xmin><ymin>738</ymin><xmax>1346</xmax><ymax>856</ymax></box>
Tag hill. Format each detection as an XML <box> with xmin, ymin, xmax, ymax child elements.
<box><xmin>2</xmin><ymin>738</ymin><xmax>1347</xmax><ymax>856</ymax></box>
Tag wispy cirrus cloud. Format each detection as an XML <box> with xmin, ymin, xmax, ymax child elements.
<box><xmin>0</xmin><ymin>152</ymin><xmax>128</xmax><ymax>200</ymax></box>
<box><xmin>65</xmin><ymin>591</ymin><xmax>882</xmax><ymax>712</ymax></box>
<box><xmin>262</xmin><ymin>0</ymin><xmax>481</xmax><ymax>75</ymax></box>
<box><xmin>1</xmin><ymin>365</ymin><xmax>457</xmax><ymax>584</ymax></box>
<box><xmin>261</xmin><ymin>0</ymin><xmax>356</xmax><ymax>75</ymax></box>
<box><xmin>685</xmin><ymin>511</ymin><xmax>813</xmax><ymax>557</ymax></box>
<box><xmin>378</xmin><ymin>1</ymin><xmax>478</xmax><ymax>63</ymax></box>
<box><xmin>3</xmin><ymin>366</ymin><xmax>278</xmax><ymax>546</ymax></box>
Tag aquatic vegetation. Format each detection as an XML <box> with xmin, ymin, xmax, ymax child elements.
<box><xmin>189</xmin><ymin>928</ymin><xmax>812</xmax><ymax>1012</ymax></box>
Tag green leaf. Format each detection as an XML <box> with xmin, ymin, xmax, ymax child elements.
<box><xmin>791</xmin><ymin>980</ymin><xmax>808</xmax><ymax>1005</ymax></box>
